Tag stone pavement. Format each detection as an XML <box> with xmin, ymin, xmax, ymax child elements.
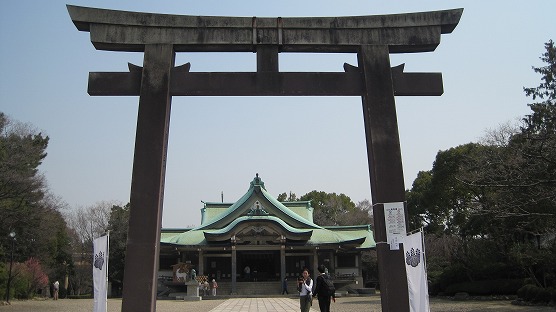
<box><xmin>208</xmin><ymin>297</ymin><xmax>316</xmax><ymax>312</ymax></box>
<box><xmin>3</xmin><ymin>296</ymin><xmax>555</xmax><ymax>312</ymax></box>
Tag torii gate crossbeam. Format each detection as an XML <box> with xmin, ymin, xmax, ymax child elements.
<box><xmin>68</xmin><ymin>5</ymin><xmax>462</xmax><ymax>312</ymax></box>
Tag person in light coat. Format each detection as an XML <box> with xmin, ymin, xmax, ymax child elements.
<box><xmin>297</xmin><ymin>269</ymin><xmax>313</xmax><ymax>312</ymax></box>
<box><xmin>211</xmin><ymin>279</ymin><xmax>218</xmax><ymax>296</ymax></box>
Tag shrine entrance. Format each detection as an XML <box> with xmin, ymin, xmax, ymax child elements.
<box><xmin>68</xmin><ymin>5</ymin><xmax>462</xmax><ymax>312</ymax></box>
<box><xmin>237</xmin><ymin>251</ymin><xmax>280</xmax><ymax>281</ymax></box>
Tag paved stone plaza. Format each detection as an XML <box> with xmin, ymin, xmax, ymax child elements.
<box><xmin>2</xmin><ymin>296</ymin><xmax>554</xmax><ymax>312</ymax></box>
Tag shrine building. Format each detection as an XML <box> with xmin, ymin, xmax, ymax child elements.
<box><xmin>158</xmin><ymin>174</ymin><xmax>376</xmax><ymax>295</ymax></box>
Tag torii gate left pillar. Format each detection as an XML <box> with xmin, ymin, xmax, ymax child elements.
<box><xmin>124</xmin><ymin>44</ymin><xmax>174</xmax><ymax>312</ymax></box>
<box><xmin>68</xmin><ymin>5</ymin><xmax>462</xmax><ymax>312</ymax></box>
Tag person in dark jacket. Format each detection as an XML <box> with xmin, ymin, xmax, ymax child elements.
<box><xmin>313</xmin><ymin>265</ymin><xmax>335</xmax><ymax>312</ymax></box>
<box><xmin>282</xmin><ymin>277</ymin><xmax>289</xmax><ymax>294</ymax></box>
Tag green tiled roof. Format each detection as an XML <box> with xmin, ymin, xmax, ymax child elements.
<box><xmin>162</xmin><ymin>231</ymin><xmax>206</xmax><ymax>246</ymax></box>
<box><xmin>200</xmin><ymin>205</ymin><xmax>231</xmax><ymax>226</ymax></box>
<box><xmin>161</xmin><ymin>225</ymin><xmax>375</xmax><ymax>248</ymax></box>
<box><xmin>161</xmin><ymin>229</ymin><xmax>187</xmax><ymax>239</ymax></box>
<box><xmin>161</xmin><ymin>174</ymin><xmax>375</xmax><ymax>249</ymax></box>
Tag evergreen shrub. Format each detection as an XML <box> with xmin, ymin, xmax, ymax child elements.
<box><xmin>444</xmin><ymin>279</ymin><xmax>524</xmax><ymax>296</ymax></box>
<box><xmin>59</xmin><ymin>287</ymin><xmax>68</xmax><ymax>299</ymax></box>
<box><xmin>517</xmin><ymin>284</ymin><xmax>538</xmax><ymax>301</ymax></box>
<box><xmin>67</xmin><ymin>294</ymin><xmax>93</xmax><ymax>299</ymax></box>
<box><xmin>517</xmin><ymin>284</ymin><xmax>556</xmax><ymax>304</ymax></box>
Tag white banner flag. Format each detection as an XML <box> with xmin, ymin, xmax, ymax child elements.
<box><xmin>93</xmin><ymin>234</ymin><xmax>109</xmax><ymax>312</ymax></box>
<box><xmin>403</xmin><ymin>230</ymin><xmax>430</xmax><ymax>312</ymax></box>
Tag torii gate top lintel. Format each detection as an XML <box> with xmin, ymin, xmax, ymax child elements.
<box><xmin>67</xmin><ymin>5</ymin><xmax>462</xmax><ymax>53</ymax></box>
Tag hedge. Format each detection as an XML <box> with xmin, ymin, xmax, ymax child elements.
<box><xmin>443</xmin><ymin>279</ymin><xmax>524</xmax><ymax>296</ymax></box>
<box><xmin>517</xmin><ymin>284</ymin><xmax>556</xmax><ymax>304</ymax></box>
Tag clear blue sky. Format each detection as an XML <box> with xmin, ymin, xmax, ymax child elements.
<box><xmin>1</xmin><ymin>1</ymin><xmax>553</xmax><ymax>228</ymax></box>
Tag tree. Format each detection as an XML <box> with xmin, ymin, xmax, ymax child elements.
<box><xmin>516</xmin><ymin>40</ymin><xmax>556</xmax><ymax>220</ymax></box>
<box><xmin>65</xmin><ymin>201</ymin><xmax>130</xmax><ymax>297</ymax></box>
<box><xmin>16</xmin><ymin>258</ymin><xmax>49</xmax><ymax>298</ymax></box>
<box><xmin>408</xmin><ymin>144</ymin><xmax>499</xmax><ymax>236</ymax></box>
<box><xmin>299</xmin><ymin>191</ymin><xmax>356</xmax><ymax>226</ymax></box>
<box><xmin>337</xmin><ymin>199</ymin><xmax>372</xmax><ymax>225</ymax></box>
<box><xmin>510</xmin><ymin>40</ymin><xmax>556</xmax><ymax>287</ymax></box>
<box><xmin>38</xmin><ymin>198</ymin><xmax>74</xmax><ymax>293</ymax></box>
<box><xmin>406</xmin><ymin>41</ymin><xmax>556</xmax><ymax>291</ymax></box>
<box><xmin>107</xmin><ymin>203</ymin><xmax>130</xmax><ymax>296</ymax></box>
<box><xmin>277</xmin><ymin>192</ymin><xmax>297</xmax><ymax>202</ymax></box>
<box><xmin>66</xmin><ymin>201</ymin><xmax>112</xmax><ymax>247</ymax></box>
<box><xmin>459</xmin><ymin>41</ymin><xmax>556</xmax><ymax>241</ymax></box>
<box><xmin>65</xmin><ymin>201</ymin><xmax>113</xmax><ymax>295</ymax></box>
<box><xmin>0</xmin><ymin>113</ymin><xmax>72</xmax><ymax>298</ymax></box>
<box><xmin>469</xmin><ymin>40</ymin><xmax>556</xmax><ymax>227</ymax></box>
<box><xmin>523</xmin><ymin>40</ymin><xmax>556</xmax><ymax>134</ymax></box>
<box><xmin>277</xmin><ymin>190</ymin><xmax>372</xmax><ymax>226</ymax></box>
<box><xmin>406</xmin><ymin>171</ymin><xmax>436</xmax><ymax>231</ymax></box>
<box><xmin>0</xmin><ymin>112</ymin><xmax>49</xmax><ymax>249</ymax></box>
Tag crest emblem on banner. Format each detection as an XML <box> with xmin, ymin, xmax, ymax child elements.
<box><xmin>405</xmin><ymin>247</ymin><xmax>421</xmax><ymax>267</ymax></box>
<box><xmin>94</xmin><ymin>251</ymin><xmax>105</xmax><ymax>270</ymax></box>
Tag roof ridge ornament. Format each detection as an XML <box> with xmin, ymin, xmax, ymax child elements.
<box><xmin>250</xmin><ymin>173</ymin><xmax>266</xmax><ymax>189</ymax></box>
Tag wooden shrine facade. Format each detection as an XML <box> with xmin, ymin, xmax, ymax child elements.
<box><xmin>158</xmin><ymin>175</ymin><xmax>375</xmax><ymax>294</ymax></box>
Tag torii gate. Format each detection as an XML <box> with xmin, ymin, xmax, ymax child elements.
<box><xmin>68</xmin><ymin>5</ymin><xmax>462</xmax><ymax>312</ymax></box>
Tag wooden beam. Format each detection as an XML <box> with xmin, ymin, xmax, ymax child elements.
<box><xmin>359</xmin><ymin>44</ymin><xmax>409</xmax><ymax>312</ymax></box>
<box><xmin>121</xmin><ymin>44</ymin><xmax>174</xmax><ymax>312</ymax></box>
<box><xmin>68</xmin><ymin>5</ymin><xmax>463</xmax><ymax>53</ymax></box>
<box><xmin>89</xmin><ymin>69</ymin><xmax>442</xmax><ymax>97</ymax></box>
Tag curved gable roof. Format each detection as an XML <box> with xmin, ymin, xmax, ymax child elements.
<box><xmin>195</xmin><ymin>174</ymin><xmax>321</xmax><ymax>231</ymax></box>
<box><xmin>203</xmin><ymin>216</ymin><xmax>313</xmax><ymax>241</ymax></box>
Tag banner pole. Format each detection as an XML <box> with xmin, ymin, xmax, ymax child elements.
<box><xmin>106</xmin><ymin>231</ymin><xmax>110</xmax><ymax>298</ymax></box>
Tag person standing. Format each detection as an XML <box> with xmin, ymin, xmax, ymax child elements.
<box><xmin>313</xmin><ymin>265</ymin><xmax>336</xmax><ymax>312</ymax></box>
<box><xmin>211</xmin><ymin>279</ymin><xmax>218</xmax><ymax>296</ymax></box>
<box><xmin>297</xmin><ymin>269</ymin><xmax>313</xmax><ymax>312</ymax></box>
<box><xmin>53</xmin><ymin>280</ymin><xmax>60</xmax><ymax>300</ymax></box>
<box><xmin>282</xmin><ymin>277</ymin><xmax>289</xmax><ymax>295</ymax></box>
<box><xmin>203</xmin><ymin>280</ymin><xmax>210</xmax><ymax>296</ymax></box>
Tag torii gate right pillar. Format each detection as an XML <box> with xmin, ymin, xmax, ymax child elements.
<box><xmin>359</xmin><ymin>44</ymin><xmax>409</xmax><ymax>311</ymax></box>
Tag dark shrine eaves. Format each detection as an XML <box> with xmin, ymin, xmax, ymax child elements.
<box><xmin>67</xmin><ymin>5</ymin><xmax>463</xmax><ymax>53</ymax></box>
